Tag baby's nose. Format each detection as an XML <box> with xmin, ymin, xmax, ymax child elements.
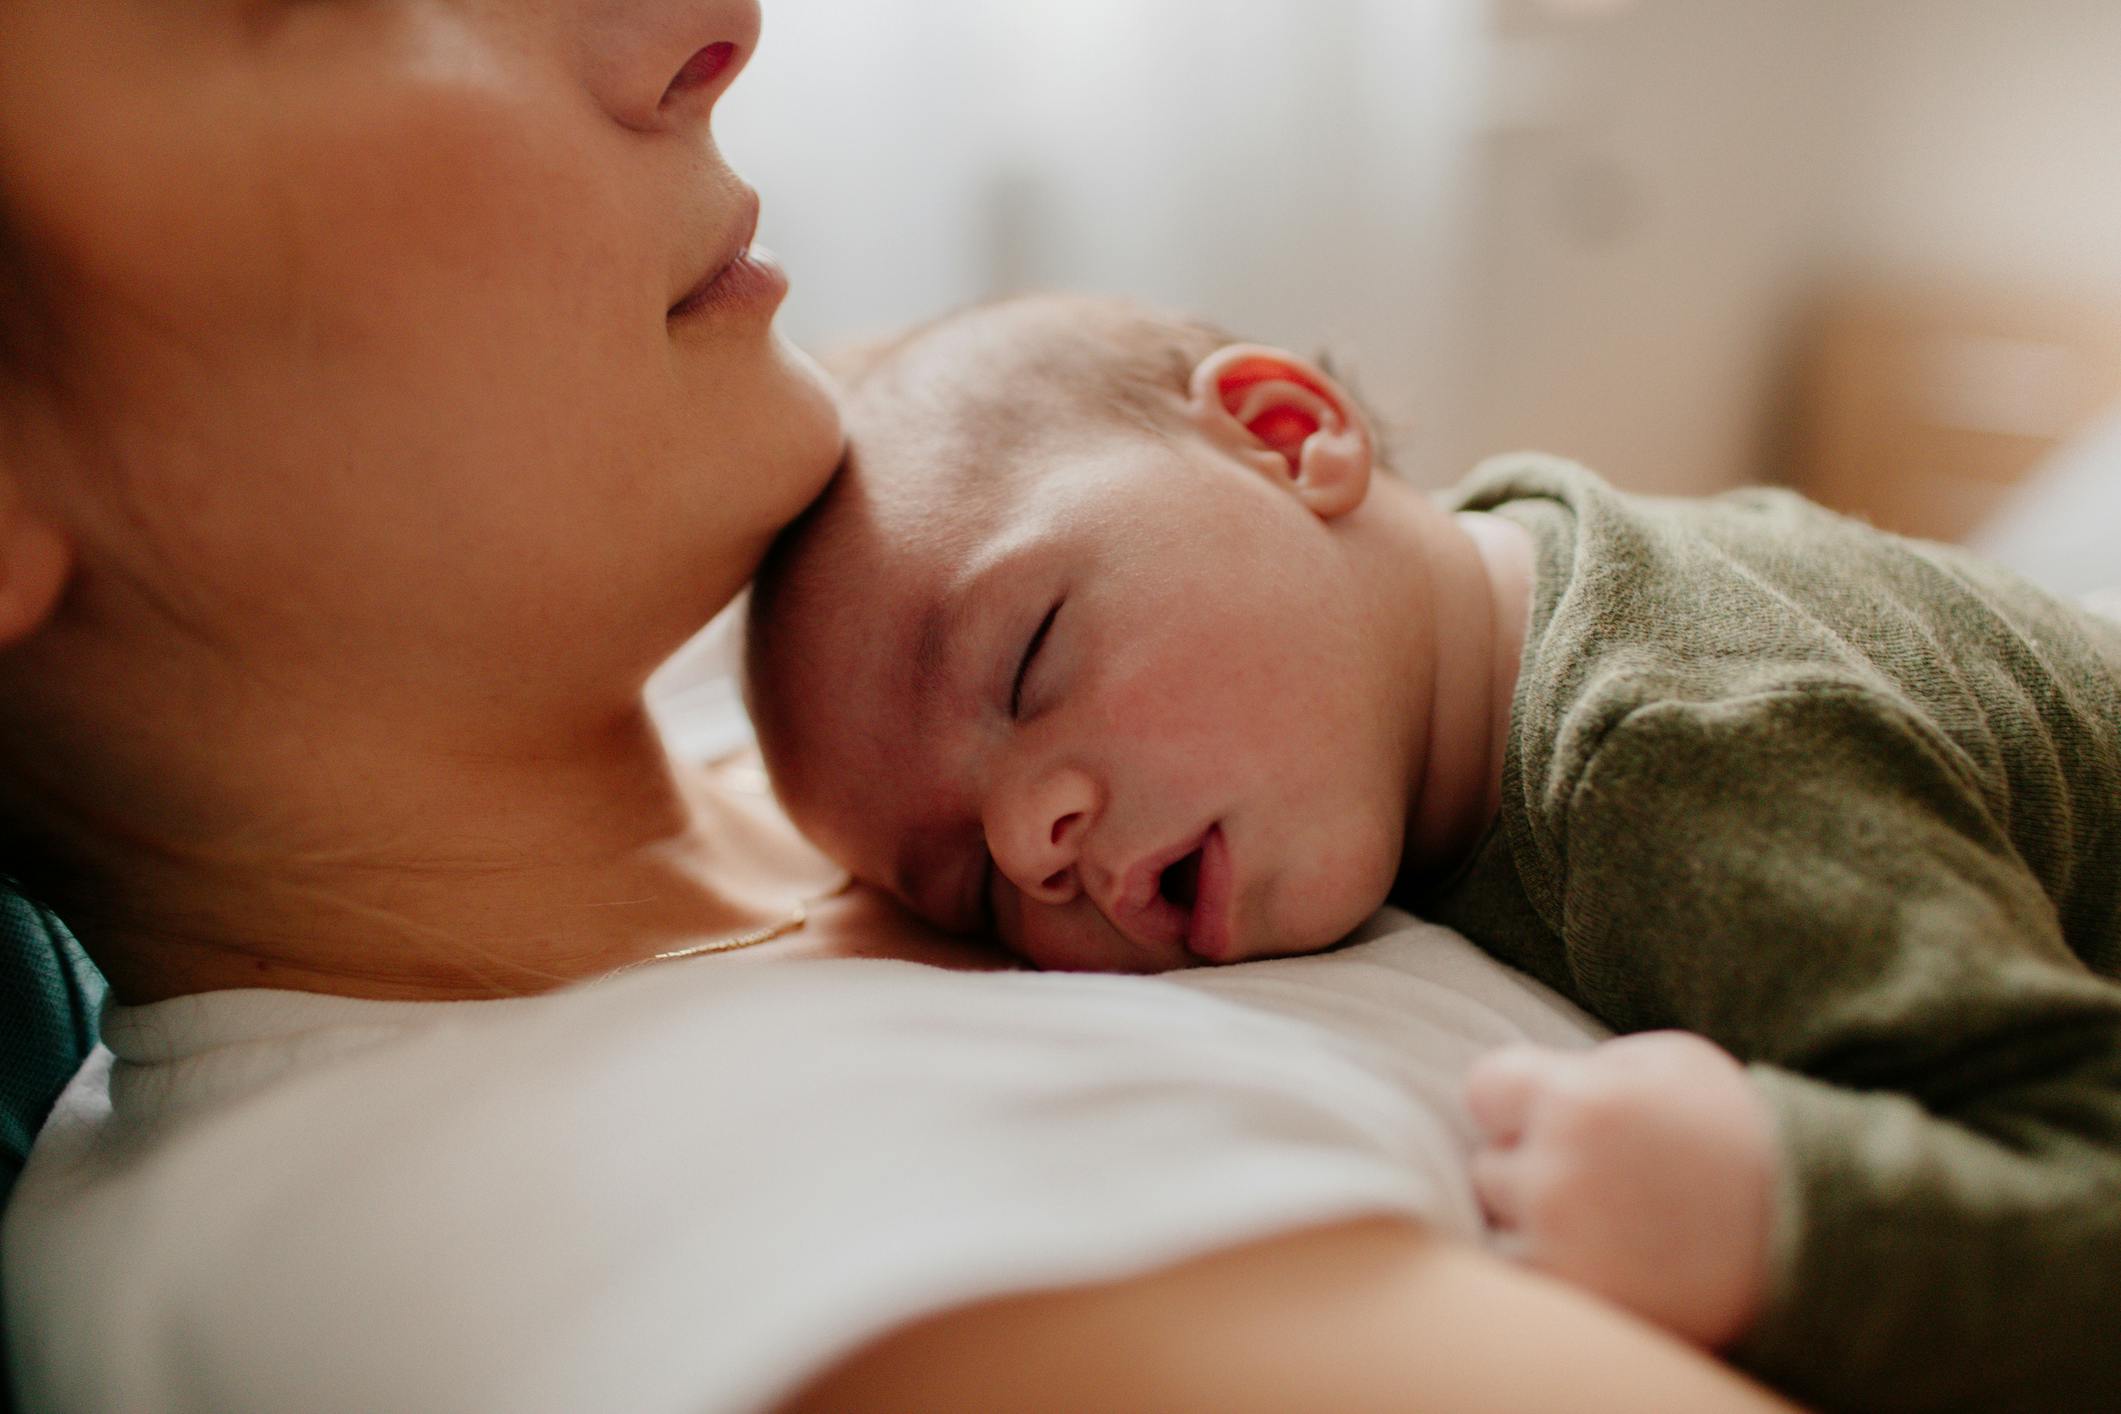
<box><xmin>986</xmin><ymin>766</ymin><xmax>1100</xmax><ymax>906</ymax></box>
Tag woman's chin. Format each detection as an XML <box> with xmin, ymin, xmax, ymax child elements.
<box><xmin>742</xmin><ymin>338</ymin><xmax>847</xmax><ymax>527</ymax></box>
<box><xmin>775</xmin><ymin>335</ymin><xmax>848</xmax><ymax>479</ymax></box>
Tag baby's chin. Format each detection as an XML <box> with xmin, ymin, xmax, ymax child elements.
<box><xmin>1232</xmin><ymin>922</ymin><xmax>1379</xmax><ymax>965</ymax></box>
<box><xmin>1233</xmin><ymin>872</ymin><xmax>1400</xmax><ymax>964</ymax></box>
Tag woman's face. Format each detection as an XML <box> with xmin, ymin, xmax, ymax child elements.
<box><xmin>0</xmin><ymin>0</ymin><xmax>839</xmax><ymax>715</ymax></box>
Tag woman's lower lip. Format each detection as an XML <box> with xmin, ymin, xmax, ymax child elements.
<box><xmin>1184</xmin><ymin>826</ymin><xmax>1235</xmax><ymax>963</ymax></box>
<box><xmin>668</xmin><ymin>243</ymin><xmax>789</xmax><ymax>322</ymax></box>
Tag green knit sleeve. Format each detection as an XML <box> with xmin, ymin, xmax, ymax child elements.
<box><xmin>1554</xmin><ymin>684</ymin><xmax>2121</xmax><ymax>1414</ymax></box>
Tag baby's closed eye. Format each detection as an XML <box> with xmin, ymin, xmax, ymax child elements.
<box><xmin>1010</xmin><ymin>599</ymin><xmax>1063</xmax><ymax>719</ymax></box>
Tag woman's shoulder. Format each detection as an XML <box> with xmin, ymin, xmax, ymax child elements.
<box><xmin>5</xmin><ymin>958</ymin><xmax>1439</xmax><ymax>1413</ymax></box>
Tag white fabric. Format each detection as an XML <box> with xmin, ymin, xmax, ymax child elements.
<box><xmin>645</xmin><ymin>602</ymin><xmax>756</xmax><ymax>765</ymax></box>
<box><xmin>1967</xmin><ymin>407</ymin><xmax>2121</xmax><ymax>597</ymax></box>
<box><xmin>3</xmin><ymin>911</ymin><xmax>1596</xmax><ymax>1414</ymax></box>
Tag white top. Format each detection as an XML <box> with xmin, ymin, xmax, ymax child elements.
<box><xmin>3</xmin><ymin>912</ymin><xmax>1596</xmax><ymax>1414</ymax></box>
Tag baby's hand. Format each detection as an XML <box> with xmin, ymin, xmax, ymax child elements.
<box><xmin>1464</xmin><ymin>1032</ymin><xmax>1778</xmax><ymax>1350</ymax></box>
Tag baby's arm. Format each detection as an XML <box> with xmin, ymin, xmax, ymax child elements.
<box><xmin>1527</xmin><ymin>687</ymin><xmax>2121</xmax><ymax>1414</ymax></box>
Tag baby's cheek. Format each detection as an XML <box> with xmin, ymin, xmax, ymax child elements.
<box><xmin>1277</xmin><ymin>822</ymin><xmax>1402</xmax><ymax>948</ymax></box>
<box><xmin>1092</xmin><ymin>655</ymin><xmax>1249</xmax><ymax>771</ymax></box>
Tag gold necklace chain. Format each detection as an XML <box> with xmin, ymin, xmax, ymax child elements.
<box><xmin>596</xmin><ymin>875</ymin><xmax>852</xmax><ymax>982</ymax></box>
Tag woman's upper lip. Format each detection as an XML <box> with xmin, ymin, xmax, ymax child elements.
<box><xmin>671</xmin><ymin>186</ymin><xmax>761</xmax><ymax>313</ymax></box>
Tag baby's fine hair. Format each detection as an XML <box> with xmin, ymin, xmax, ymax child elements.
<box><xmin>826</xmin><ymin>292</ymin><xmax>1250</xmax><ymax>464</ymax></box>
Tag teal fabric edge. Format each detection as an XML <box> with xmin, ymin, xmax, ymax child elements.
<box><xmin>1</xmin><ymin>894</ymin><xmax>103</xmax><ymax>1175</ymax></box>
<box><xmin>2</xmin><ymin>893</ymin><xmax>107</xmax><ymax>1414</ymax></box>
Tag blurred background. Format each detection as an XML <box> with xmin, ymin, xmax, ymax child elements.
<box><xmin>722</xmin><ymin>0</ymin><xmax>2121</xmax><ymax>594</ymax></box>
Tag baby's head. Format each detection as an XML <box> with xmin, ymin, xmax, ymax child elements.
<box><xmin>747</xmin><ymin>294</ymin><xmax>1427</xmax><ymax>972</ymax></box>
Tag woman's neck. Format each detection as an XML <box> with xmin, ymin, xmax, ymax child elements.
<box><xmin>85</xmin><ymin>697</ymin><xmax>840</xmax><ymax>1004</ymax></box>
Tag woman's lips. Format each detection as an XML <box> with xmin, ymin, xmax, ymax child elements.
<box><xmin>668</xmin><ymin>190</ymin><xmax>788</xmax><ymax>321</ymax></box>
<box><xmin>669</xmin><ymin>246</ymin><xmax>788</xmax><ymax>320</ymax></box>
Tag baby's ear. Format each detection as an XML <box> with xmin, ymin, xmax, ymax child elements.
<box><xmin>1184</xmin><ymin>345</ymin><xmax>1373</xmax><ymax>519</ymax></box>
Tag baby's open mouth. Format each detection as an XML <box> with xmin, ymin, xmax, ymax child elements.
<box><xmin>1112</xmin><ymin>826</ymin><xmax>1225</xmax><ymax>958</ymax></box>
<box><xmin>1159</xmin><ymin>847</ymin><xmax>1204</xmax><ymax>913</ymax></box>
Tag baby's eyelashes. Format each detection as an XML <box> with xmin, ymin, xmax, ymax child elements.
<box><xmin>1009</xmin><ymin>600</ymin><xmax>1062</xmax><ymax>720</ymax></box>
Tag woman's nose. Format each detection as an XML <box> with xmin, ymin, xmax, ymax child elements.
<box><xmin>578</xmin><ymin>0</ymin><xmax>763</xmax><ymax>133</ymax></box>
<box><xmin>985</xmin><ymin>766</ymin><xmax>1101</xmax><ymax>907</ymax></box>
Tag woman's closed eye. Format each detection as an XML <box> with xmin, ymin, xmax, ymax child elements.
<box><xmin>1009</xmin><ymin>600</ymin><xmax>1062</xmax><ymax>719</ymax></box>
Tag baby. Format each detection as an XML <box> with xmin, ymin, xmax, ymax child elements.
<box><xmin>746</xmin><ymin>293</ymin><xmax>2121</xmax><ymax>1414</ymax></box>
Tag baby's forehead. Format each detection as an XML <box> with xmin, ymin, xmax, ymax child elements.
<box><xmin>770</xmin><ymin>413</ymin><xmax>1053</xmax><ymax>672</ymax></box>
<box><xmin>815</xmin><ymin>444</ymin><xmax>1002</xmax><ymax>588</ymax></box>
<box><xmin>766</xmin><ymin>348</ymin><xmax>1162</xmax><ymax>689</ymax></box>
<box><xmin>768</xmin><ymin>456</ymin><xmax>996</xmax><ymax>712</ymax></box>
<box><xmin>830</xmin><ymin>384</ymin><xmax>1105</xmax><ymax>572</ymax></box>
<box><xmin>755</xmin><ymin>492</ymin><xmax>978</xmax><ymax>879</ymax></box>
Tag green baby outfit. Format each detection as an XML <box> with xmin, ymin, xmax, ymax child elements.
<box><xmin>1414</xmin><ymin>456</ymin><xmax>2121</xmax><ymax>1414</ymax></box>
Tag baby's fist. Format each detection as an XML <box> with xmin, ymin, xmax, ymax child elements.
<box><xmin>1464</xmin><ymin>1032</ymin><xmax>1777</xmax><ymax>1349</ymax></box>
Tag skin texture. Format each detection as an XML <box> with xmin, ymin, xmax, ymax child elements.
<box><xmin>755</xmin><ymin>298</ymin><xmax>1533</xmax><ymax>974</ymax></box>
<box><xmin>0</xmin><ymin>9</ymin><xmax>1797</xmax><ymax>1410</ymax></box>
